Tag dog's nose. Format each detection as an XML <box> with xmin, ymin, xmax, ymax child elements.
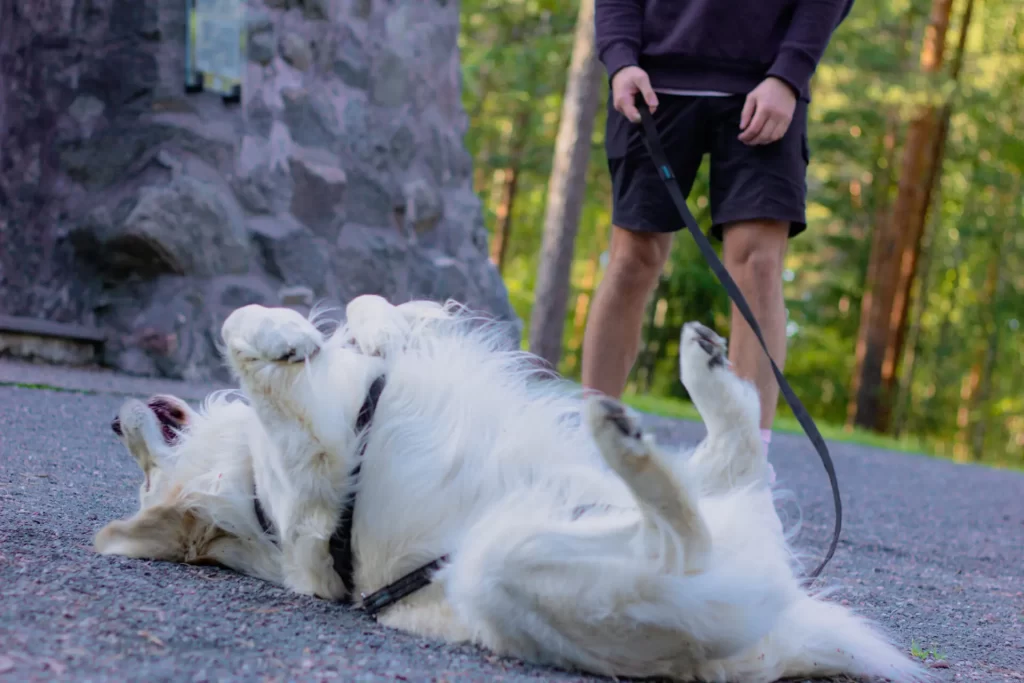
<box><xmin>111</xmin><ymin>415</ymin><xmax>123</xmax><ymax>436</ymax></box>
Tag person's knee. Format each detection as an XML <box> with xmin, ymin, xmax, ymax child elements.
<box><xmin>604</xmin><ymin>229</ymin><xmax>671</xmax><ymax>297</ymax></box>
<box><xmin>737</xmin><ymin>247</ymin><xmax>784</xmax><ymax>286</ymax></box>
<box><xmin>723</xmin><ymin>220</ymin><xmax>788</xmax><ymax>285</ymax></box>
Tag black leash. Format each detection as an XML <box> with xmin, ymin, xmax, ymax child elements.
<box><xmin>637</xmin><ymin>103</ymin><xmax>842</xmax><ymax>579</ymax></box>
<box><xmin>250</xmin><ymin>373</ymin><xmax>453</xmax><ymax>613</ymax></box>
<box><xmin>331</xmin><ymin>374</ymin><xmax>388</xmax><ymax>596</ymax></box>
<box><xmin>359</xmin><ymin>555</ymin><xmax>450</xmax><ymax>616</ymax></box>
<box><xmin>252</xmin><ymin>179</ymin><xmax>839</xmax><ymax>607</ymax></box>
<box><xmin>251</xmin><ymin>373</ymin><xmax>390</xmax><ymax>592</ymax></box>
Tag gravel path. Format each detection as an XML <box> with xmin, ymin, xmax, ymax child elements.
<box><xmin>1</xmin><ymin>362</ymin><xmax>1022</xmax><ymax>682</ymax></box>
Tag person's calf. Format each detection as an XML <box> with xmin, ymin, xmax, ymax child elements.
<box><xmin>721</xmin><ymin>220</ymin><xmax>790</xmax><ymax>433</ymax></box>
<box><xmin>581</xmin><ymin>228</ymin><xmax>672</xmax><ymax>398</ymax></box>
<box><xmin>581</xmin><ymin>265</ymin><xmax>658</xmax><ymax>398</ymax></box>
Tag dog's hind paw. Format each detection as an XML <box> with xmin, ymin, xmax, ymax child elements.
<box><xmin>285</xmin><ymin>564</ymin><xmax>347</xmax><ymax>601</ymax></box>
<box><xmin>679</xmin><ymin>321</ymin><xmax>736</xmax><ymax>396</ymax></box>
<box><xmin>681</xmin><ymin>322</ymin><xmax>728</xmax><ymax>369</ymax></box>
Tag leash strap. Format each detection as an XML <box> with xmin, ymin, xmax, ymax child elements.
<box><xmin>332</xmin><ymin>374</ymin><xmax>388</xmax><ymax>596</ymax></box>
<box><xmin>359</xmin><ymin>554</ymin><xmax>451</xmax><ymax>616</ymax></box>
<box><xmin>250</xmin><ymin>375</ymin><xmax>388</xmax><ymax>564</ymax></box>
<box><xmin>637</xmin><ymin>103</ymin><xmax>841</xmax><ymax>579</ymax></box>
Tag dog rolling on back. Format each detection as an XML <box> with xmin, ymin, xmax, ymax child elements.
<box><xmin>95</xmin><ymin>295</ymin><xmax>930</xmax><ymax>682</ymax></box>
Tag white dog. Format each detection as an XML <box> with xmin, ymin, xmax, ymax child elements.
<box><xmin>94</xmin><ymin>295</ymin><xmax>929</xmax><ymax>682</ymax></box>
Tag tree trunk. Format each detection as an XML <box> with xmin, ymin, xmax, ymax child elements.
<box><xmin>969</xmin><ymin>316</ymin><xmax>1000</xmax><ymax>459</ymax></box>
<box><xmin>891</xmin><ymin>183</ymin><xmax>941</xmax><ymax>438</ymax></box>
<box><xmin>527</xmin><ymin>0</ymin><xmax>603</xmax><ymax>368</ymax></box>
<box><xmin>470</xmin><ymin>67</ymin><xmax>495</xmax><ymax>194</ymax></box>
<box><xmin>968</xmin><ymin>181</ymin><xmax>1019</xmax><ymax>459</ymax></box>
<box><xmin>847</xmin><ymin>0</ymin><xmax>958</xmax><ymax>431</ymax></box>
<box><xmin>921</xmin><ymin>227</ymin><xmax>965</xmax><ymax>426</ymax></box>
<box><xmin>879</xmin><ymin>0</ymin><xmax>976</xmax><ymax>427</ymax></box>
<box><xmin>954</xmin><ymin>366</ymin><xmax>980</xmax><ymax>462</ymax></box>
<box><xmin>488</xmin><ymin>106</ymin><xmax>532</xmax><ymax>273</ymax></box>
<box><xmin>954</xmin><ymin>240</ymin><xmax>1000</xmax><ymax>461</ymax></box>
<box><xmin>864</xmin><ymin>3</ymin><xmax>919</xmax><ymax>239</ymax></box>
<box><xmin>954</xmin><ymin>241</ymin><xmax>1000</xmax><ymax>462</ymax></box>
<box><xmin>846</xmin><ymin>4</ymin><xmax>923</xmax><ymax>426</ymax></box>
<box><xmin>564</xmin><ymin>244</ymin><xmax>604</xmax><ymax>375</ymax></box>
<box><xmin>473</xmin><ymin>141</ymin><xmax>492</xmax><ymax>194</ymax></box>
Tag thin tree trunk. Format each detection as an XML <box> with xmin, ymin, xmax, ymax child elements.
<box><xmin>848</xmin><ymin>0</ymin><xmax>957</xmax><ymax>431</ymax></box>
<box><xmin>473</xmin><ymin>142</ymin><xmax>491</xmax><ymax>194</ymax></box>
<box><xmin>528</xmin><ymin>0</ymin><xmax>603</xmax><ymax>368</ymax></box>
<box><xmin>846</xmin><ymin>5</ymin><xmax>921</xmax><ymax>426</ymax></box>
<box><xmin>954</xmin><ymin>366</ymin><xmax>980</xmax><ymax>461</ymax></box>
<box><xmin>914</xmin><ymin>150</ymin><xmax>984</xmax><ymax>436</ymax></box>
<box><xmin>970</xmin><ymin>324</ymin><xmax>1000</xmax><ymax>458</ymax></box>
<box><xmin>564</xmin><ymin>245</ymin><xmax>604</xmax><ymax>374</ymax></box>
<box><xmin>921</xmin><ymin>231</ymin><xmax>964</xmax><ymax>428</ymax></box>
<box><xmin>967</xmin><ymin>276</ymin><xmax>1001</xmax><ymax>461</ymax></box>
<box><xmin>469</xmin><ymin>66</ymin><xmax>495</xmax><ymax>194</ymax></box>
<box><xmin>489</xmin><ymin>106</ymin><xmax>532</xmax><ymax>273</ymax></box>
<box><xmin>865</xmin><ymin>4</ymin><xmax>919</xmax><ymax>232</ymax></box>
<box><xmin>488</xmin><ymin>164</ymin><xmax>520</xmax><ymax>270</ymax></box>
<box><xmin>879</xmin><ymin>0</ymin><xmax>976</xmax><ymax>430</ymax></box>
<box><xmin>954</xmin><ymin>240</ymin><xmax>1000</xmax><ymax>462</ymax></box>
<box><xmin>969</xmin><ymin>180</ymin><xmax>1019</xmax><ymax>459</ymax></box>
<box><xmin>891</xmin><ymin>183</ymin><xmax>942</xmax><ymax>438</ymax></box>
<box><xmin>953</xmin><ymin>231</ymin><xmax>1000</xmax><ymax>461</ymax></box>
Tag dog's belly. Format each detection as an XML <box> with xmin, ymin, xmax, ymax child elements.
<box><xmin>351</xmin><ymin>429</ymin><xmax>634</xmax><ymax>594</ymax></box>
<box><xmin>346</xmin><ymin>346</ymin><xmax>637</xmax><ymax>608</ymax></box>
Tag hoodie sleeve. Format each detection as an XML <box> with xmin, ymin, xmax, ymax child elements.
<box><xmin>767</xmin><ymin>0</ymin><xmax>853</xmax><ymax>98</ymax></box>
<box><xmin>595</xmin><ymin>0</ymin><xmax>645</xmax><ymax>81</ymax></box>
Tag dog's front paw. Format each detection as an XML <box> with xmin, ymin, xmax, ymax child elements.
<box><xmin>585</xmin><ymin>395</ymin><xmax>653</xmax><ymax>474</ymax></box>
<box><xmin>222</xmin><ymin>304</ymin><xmax>323</xmax><ymax>365</ymax></box>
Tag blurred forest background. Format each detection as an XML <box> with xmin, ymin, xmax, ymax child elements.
<box><xmin>457</xmin><ymin>0</ymin><xmax>1023</xmax><ymax>468</ymax></box>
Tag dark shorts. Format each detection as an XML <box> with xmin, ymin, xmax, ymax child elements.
<box><xmin>605</xmin><ymin>93</ymin><xmax>810</xmax><ymax>240</ymax></box>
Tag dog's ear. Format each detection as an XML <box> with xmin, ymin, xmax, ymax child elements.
<box><xmin>93</xmin><ymin>504</ymin><xmax>189</xmax><ymax>562</ymax></box>
<box><xmin>114</xmin><ymin>399</ymin><xmax>171</xmax><ymax>485</ymax></box>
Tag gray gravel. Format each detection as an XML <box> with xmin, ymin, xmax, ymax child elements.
<box><xmin>1</xmin><ymin>365</ymin><xmax>1022</xmax><ymax>682</ymax></box>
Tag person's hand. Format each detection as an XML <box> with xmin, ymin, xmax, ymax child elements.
<box><xmin>738</xmin><ymin>76</ymin><xmax>797</xmax><ymax>145</ymax></box>
<box><xmin>611</xmin><ymin>66</ymin><xmax>658</xmax><ymax>123</ymax></box>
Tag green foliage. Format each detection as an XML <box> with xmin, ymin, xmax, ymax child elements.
<box><xmin>459</xmin><ymin>0</ymin><xmax>1024</xmax><ymax>467</ymax></box>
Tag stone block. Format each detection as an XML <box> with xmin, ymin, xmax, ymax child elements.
<box><xmin>289</xmin><ymin>152</ymin><xmax>347</xmax><ymax>240</ymax></box>
<box><xmin>0</xmin><ymin>0</ymin><xmax>517</xmax><ymax>381</ymax></box>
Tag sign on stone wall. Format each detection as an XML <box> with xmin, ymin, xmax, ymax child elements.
<box><xmin>185</xmin><ymin>0</ymin><xmax>244</xmax><ymax>101</ymax></box>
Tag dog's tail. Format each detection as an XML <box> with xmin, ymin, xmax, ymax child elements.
<box><xmin>769</xmin><ymin>594</ymin><xmax>935</xmax><ymax>682</ymax></box>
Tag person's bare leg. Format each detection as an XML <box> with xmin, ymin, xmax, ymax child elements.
<box><xmin>721</xmin><ymin>220</ymin><xmax>790</xmax><ymax>431</ymax></box>
<box><xmin>581</xmin><ymin>227</ymin><xmax>673</xmax><ymax>398</ymax></box>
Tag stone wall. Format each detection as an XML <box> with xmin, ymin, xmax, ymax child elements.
<box><xmin>0</xmin><ymin>0</ymin><xmax>516</xmax><ymax>381</ymax></box>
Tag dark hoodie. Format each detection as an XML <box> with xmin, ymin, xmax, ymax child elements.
<box><xmin>595</xmin><ymin>0</ymin><xmax>855</xmax><ymax>101</ymax></box>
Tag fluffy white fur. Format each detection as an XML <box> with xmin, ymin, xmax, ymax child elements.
<box><xmin>94</xmin><ymin>295</ymin><xmax>931</xmax><ymax>682</ymax></box>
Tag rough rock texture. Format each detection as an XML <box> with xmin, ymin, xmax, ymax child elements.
<box><xmin>0</xmin><ymin>0</ymin><xmax>516</xmax><ymax>382</ymax></box>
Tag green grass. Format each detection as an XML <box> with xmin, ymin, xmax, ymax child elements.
<box><xmin>560</xmin><ymin>382</ymin><xmax>1021</xmax><ymax>469</ymax></box>
<box><xmin>909</xmin><ymin>639</ymin><xmax>946</xmax><ymax>661</ymax></box>
<box><xmin>625</xmin><ymin>394</ymin><xmax>1022</xmax><ymax>471</ymax></box>
<box><xmin>2</xmin><ymin>381</ymin><xmax>88</xmax><ymax>393</ymax></box>
<box><xmin>0</xmin><ymin>381</ymin><xmax>99</xmax><ymax>396</ymax></box>
<box><xmin>623</xmin><ymin>392</ymin><xmax>935</xmax><ymax>457</ymax></box>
